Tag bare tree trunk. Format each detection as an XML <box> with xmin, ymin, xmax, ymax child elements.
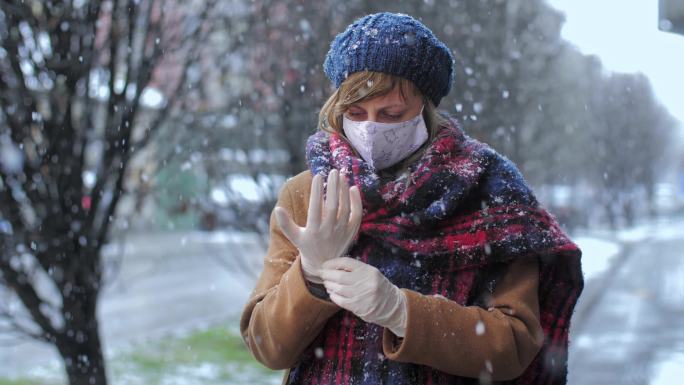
<box><xmin>53</xmin><ymin>247</ymin><xmax>107</xmax><ymax>385</ymax></box>
<box><xmin>623</xmin><ymin>200</ymin><xmax>635</xmax><ymax>227</ymax></box>
<box><xmin>0</xmin><ymin>2</ymin><xmax>215</xmax><ymax>383</ymax></box>
<box><xmin>56</xmin><ymin>318</ymin><xmax>107</xmax><ymax>385</ymax></box>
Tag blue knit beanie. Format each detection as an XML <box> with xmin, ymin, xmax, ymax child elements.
<box><xmin>323</xmin><ymin>12</ymin><xmax>455</xmax><ymax>107</ymax></box>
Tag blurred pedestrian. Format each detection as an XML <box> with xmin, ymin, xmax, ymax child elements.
<box><xmin>240</xmin><ymin>11</ymin><xmax>583</xmax><ymax>385</ymax></box>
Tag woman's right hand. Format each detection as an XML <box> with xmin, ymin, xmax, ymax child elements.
<box><xmin>274</xmin><ymin>169</ymin><xmax>363</xmax><ymax>284</ymax></box>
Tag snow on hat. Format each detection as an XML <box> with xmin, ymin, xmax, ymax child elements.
<box><xmin>323</xmin><ymin>12</ymin><xmax>455</xmax><ymax>107</ymax></box>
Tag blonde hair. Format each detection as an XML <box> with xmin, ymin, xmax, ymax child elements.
<box><xmin>319</xmin><ymin>71</ymin><xmax>446</xmax><ymax>135</ymax></box>
<box><xmin>317</xmin><ymin>71</ymin><xmax>448</xmax><ymax>172</ymax></box>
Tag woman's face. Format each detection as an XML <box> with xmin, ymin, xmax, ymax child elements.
<box><xmin>344</xmin><ymin>84</ymin><xmax>424</xmax><ymax>124</ymax></box>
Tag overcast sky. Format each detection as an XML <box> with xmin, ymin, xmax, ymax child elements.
<box><xmin>546</xmin><ymin>0</ymin><xmax>684</xmax><ymax>131</ymax></box>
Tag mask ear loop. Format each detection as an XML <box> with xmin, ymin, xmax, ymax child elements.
<box><xmin>411</xmin><ymin>104</ymin><xmax>425</xmax><ymax>123</ymax></box>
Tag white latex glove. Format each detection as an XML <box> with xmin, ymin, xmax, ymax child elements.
<box><xmin>320</xmin><ymin>257</ymin><xmax>408</xmax><ymax>337</ymax></box>
<box><xmin>274</xmin><ymin>169</ymin><xmax>363</xmax><ymax>284</ymax></box>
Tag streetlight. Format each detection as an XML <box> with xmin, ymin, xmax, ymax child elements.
<box><xmin>659</xmin><ymin>0</ymin><xmax>684</xmax><ymax>35</ymax></box>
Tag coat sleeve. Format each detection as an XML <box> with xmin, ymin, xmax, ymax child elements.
<box><xmin>382</xmin><ymin>257</ymin><xmax>544</xmax><ymax>381</ymax></box>
<box><xmin>239</xmin><ymin>181</ymin><xmax>341</xmax><ymax>370</ymax></box>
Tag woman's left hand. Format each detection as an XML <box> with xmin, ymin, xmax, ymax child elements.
<box><xmin>321</xmin><ymin>257</ymin><xmax>407</xmax><ymax>337</ymax></box>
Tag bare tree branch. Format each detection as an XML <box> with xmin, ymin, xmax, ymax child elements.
<box><xmin>0</xmin><ymin>308</ymin><xmax>48</xmax><ymax>343</ymax></box>
<box><xmin>0</xmin><ymin>262</ymin><xmax>58</xmax><ymax>342</ymax></box>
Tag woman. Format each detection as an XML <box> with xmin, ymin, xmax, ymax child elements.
<box><xmin>240</xmin><ymin>12</ymin><xmax>583</xmax><ymax>385</ymax></box>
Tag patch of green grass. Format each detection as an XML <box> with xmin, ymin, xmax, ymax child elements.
<box><xmin>111</xmin><ymin>324</ymin><xmax>283</xmax><ymax>384</ymax></box>
<box><xmin>1</xmin><ymin>325</ymin><xmax>283</xmax><ymax>385</ymax></box>
<box><xmin>0</xmin><ymin>378</ymin><xmax>49</xmax><ymax>385</ymax></box>
<box><xmin>180</xmin><ymin>326</ymin><xmax>260</xmax><ymax>363</ymax></box>
<box><xmin>0</xmin><ymin>380</ymin><xmax>26</xmax><ymax>385</ymax></box>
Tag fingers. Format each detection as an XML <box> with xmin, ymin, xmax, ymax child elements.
<box><xmin>322</xmin><ymin>280</ymin><xmax>353</xmax><ymax>298</ymax></box>
<box><xmin>274</xmin><ymin>206</ymin><xmax>300</xmax><ymax>243</ymax></box>
<box><xmin>308</xmin><ymin>170</ymin><xmax>361</xmax><ymax>232</ymax></box>
<box><xmin>348</xmin><ymin>186</ymin><xmax>363</xmax><ymax>231</ymax></box>
<box><xmin>320</xmin><ymin>266</ymin><xmax>357</xmax><ymax>285</ymax></box>
<box><xmin>322</xmin><ymin>256</ymin><xmax>365</xmax><ymax>271</ymax></box>
<box><xmin>307</xmin><ymin>173</ymin><xmax>323</xmax><ymax>228</ymax></box>
<box><xmin>337</xmin><ymin>172</ymin><xmax>351</xmax><ymax>225</ymax></box>
<box><xmin>322</xmin><ymin>169</ymin><xmax>339</xmax><ymax>229</ymax></box>
<box><xmin>328</xmin><ymin>292</ymin><xmax>350</xmax><ymax>308</ymax></box>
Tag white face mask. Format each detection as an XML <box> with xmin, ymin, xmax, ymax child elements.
<box><xmin>342</xmin><ymin>106</ymin><xmax>428</xmax><ymax>170</ymax></box>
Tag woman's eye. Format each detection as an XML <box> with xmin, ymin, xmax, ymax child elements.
<box><xmin>384</xmin><ymin>113</ymin><xmax>402</xmax><ymax>120</ymax></box>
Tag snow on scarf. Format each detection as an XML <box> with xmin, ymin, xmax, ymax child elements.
<box><xmin>286</xmin><ymin>118</ymin><xmax>583</xmax><ymax>385</ymax></box>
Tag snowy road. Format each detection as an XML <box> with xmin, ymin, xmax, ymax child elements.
<box><xmin>0</xmin><ymin>231</ymin><xmax>262</xmax><ymax>377</ymax></box>
<box><xmin>569</xmin><ymin>226</ymin><xmax>684</xmax><ymax>385</ymax></box>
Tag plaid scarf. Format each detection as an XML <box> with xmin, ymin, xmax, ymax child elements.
<box><xmin>286</xmin><ymin>118</ymin><xmax>583</xmax><ymax>385</ymax></box>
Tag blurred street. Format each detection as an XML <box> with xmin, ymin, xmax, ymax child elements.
<box><xmin>569</xmin><ymin>217</ymin><xmax>684</xmax><ymax>385</ymax></box>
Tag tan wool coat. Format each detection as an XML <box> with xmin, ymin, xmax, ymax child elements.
<box><xmin>239</xmin><ymin>169</ymin><xmax>545</xmax><ymax>383</ymax></box>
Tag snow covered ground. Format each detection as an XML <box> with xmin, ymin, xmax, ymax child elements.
<box><xmin>574</xmin><ymin>215</ymin><xmax>684</xmax><ymax>280</ymax></box>
<box><xmin>0</xmin><ymin>230</ymin><xmax>261</xmax><ymax>380</ymax></box>
<box><xmin>574</xmin><ymin>236</ymin><xmax>621</xmax><ymax>281</ymax></box>
<box><xmin>1</xmin><ymin>215</ymin><xmax>683</xmax><ymax>383</ymax></box>
<box><xmin>652</xmin><ymin>353</ymin><xmax>684</xmax><ymax>385</ymax></box>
